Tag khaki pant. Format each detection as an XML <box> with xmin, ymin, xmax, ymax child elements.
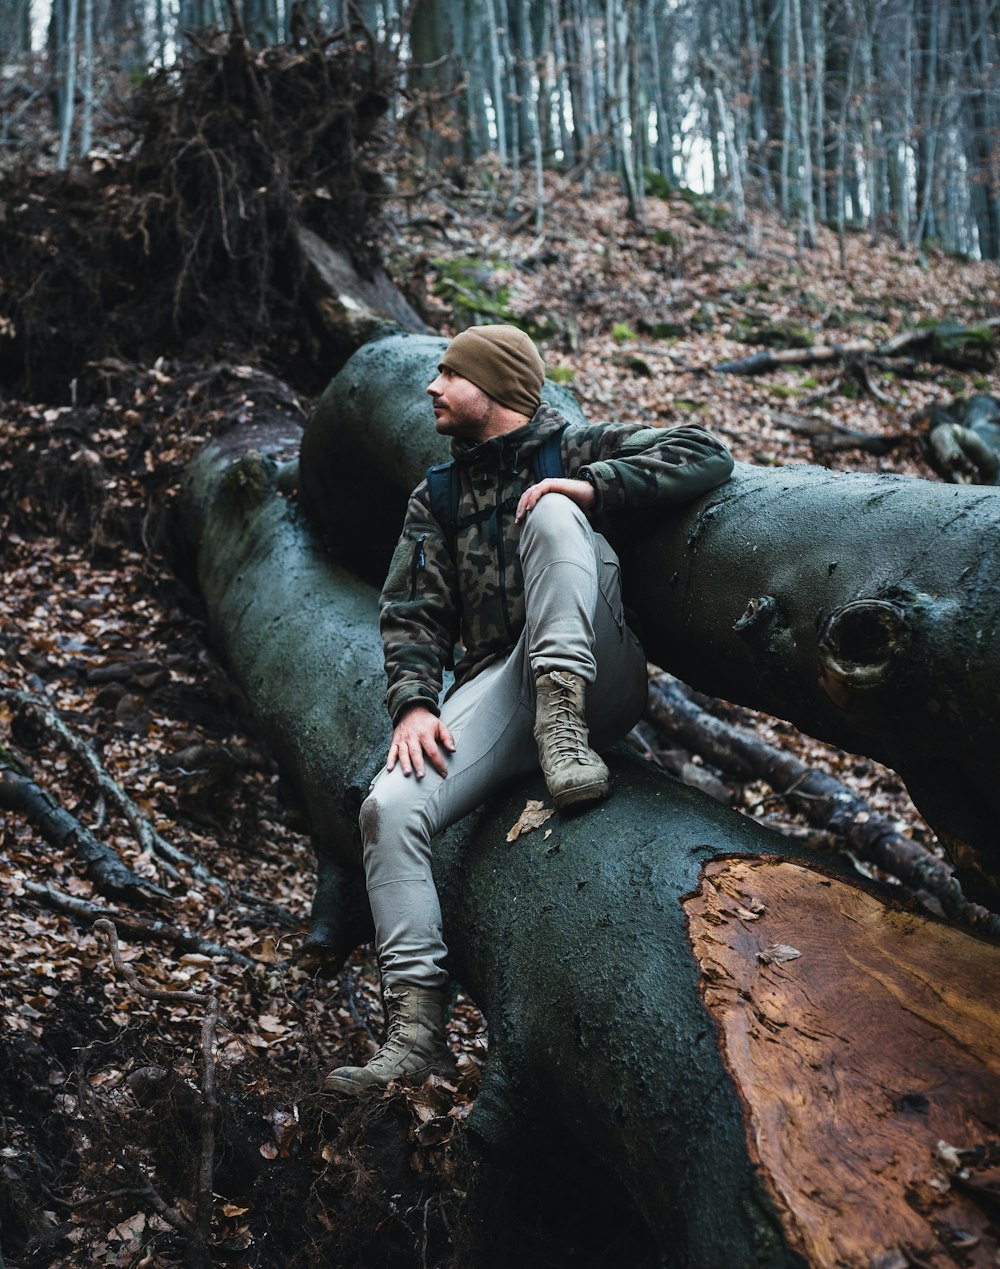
<box><xmin>361</xmin><ymin>493</ymin><xmax>648</xmax><ymax>988</ymax></box>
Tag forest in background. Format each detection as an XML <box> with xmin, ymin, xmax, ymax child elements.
<box><xmin>3</xmin><ymin>0</ymin><xmax>999</xmax><ymax>256</ymax></box>
<box><xmin>0</xmin><ymin>0</ymin><xmax>999</xmax><ymax>1265</ymax></box>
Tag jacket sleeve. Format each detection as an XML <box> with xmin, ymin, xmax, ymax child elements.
<box><xmin>379</xmin><ymin>488</ymin><xmax>459</xmax><ymax>725</ymax></box>
<box><xmin>574</xmin><ymin>423</ymin><xmax>734</xmax><ymax>513</ymax></box>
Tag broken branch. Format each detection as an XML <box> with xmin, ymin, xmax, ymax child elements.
<box><xmin>716</xmin><ymin>319</ymin><xmax>1000</xmax><ymax>377</ymax></box>
<box><xmin>645</xmin><ymin>674</ymin><xmax>1000</xmax><ymax>939</ymax></box>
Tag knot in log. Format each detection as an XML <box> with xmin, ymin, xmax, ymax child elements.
<box><xmin>818</xmin><ymin>598</ymin><xmax>910</xmax><ymax>703</ymax></box>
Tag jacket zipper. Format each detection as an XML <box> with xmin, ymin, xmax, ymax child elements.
<box><xmin>409</xmin><ymin>534</ymin><xmax>427</xmax><ymax>600</ymax></box>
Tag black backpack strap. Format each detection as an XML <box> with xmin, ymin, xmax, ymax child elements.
<box><xmin>425</xmin><ymin>461</ymin><xmax>462</xmax><ymax>536</ymax></box>
<box><xmin>532</xmin><ymin>424</ymin><xmax>567</xmax><ymax>483</ymax></box>
<box><xmin>425</xmin><ymin>423</ymin><xmax>568</xmax><ymax>538</ymax></box>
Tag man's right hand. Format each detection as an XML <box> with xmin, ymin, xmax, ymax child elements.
<box><xmin>387</xmin><ymin>706</ymin><xmax>456</xmax><ymax>779</ymax></box>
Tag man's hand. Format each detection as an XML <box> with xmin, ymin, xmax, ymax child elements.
<box><xmin>387</xmin><ymin>706</ymin><xmax>456</xmax><ymax>779</ymax></box>
<box><xmin>515</xmin><ymin>477</ymin><xmax>596</xmax><ymax>525</ymax></box>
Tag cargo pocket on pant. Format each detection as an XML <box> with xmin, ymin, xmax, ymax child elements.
<box><xmin>596</xmin><ymin>536</ymin><xmax>625</xmax><ymax>635</ymax></box>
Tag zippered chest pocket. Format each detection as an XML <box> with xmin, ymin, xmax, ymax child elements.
<box><xmin>409</xmin><ymin>534</ymin><xmax>427</xmax><ymax>600</ymax></box>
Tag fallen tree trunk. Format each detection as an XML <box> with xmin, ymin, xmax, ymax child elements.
<box><xmin>715</xmin><ymin>318</ymin><xmax>1000</xmax><ymax>375</ymax></box>
<box><xmin>913</xmin><ymin>395</ymin><xmax>1000</xmax><ymax>486</ymax></box>
<box><xmin>180</xmin><ymin>419</ymin><xmax>1000</xmax><ymax>1268</ymax></box>
<box><xmin>301</xmin><ymin>334</ymin><xmax>1000</xmax><ymax>906</ymax></box>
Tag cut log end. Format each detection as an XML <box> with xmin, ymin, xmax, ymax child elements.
<box><xmin>685</xmin><ymin>857</ymin><xmax>1000</xmax><ymax>1269</ymax></box>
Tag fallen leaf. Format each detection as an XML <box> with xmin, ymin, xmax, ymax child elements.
<box><xmin>506</xmin><ymin>799</ymin><xmax>555</xmax><ymax>842</ymax></box>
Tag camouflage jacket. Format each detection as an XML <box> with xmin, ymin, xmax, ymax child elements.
<box><xmin>379</xmin><ymin>404</ymin><xmax>734</xmax><ymax>724</ymax></box>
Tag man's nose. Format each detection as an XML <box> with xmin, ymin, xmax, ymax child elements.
<box><xmin>427</xmin><ymin>377</ymin><xmax>442</xmax><ymax>397</ymax></box>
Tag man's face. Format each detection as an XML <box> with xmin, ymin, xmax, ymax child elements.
<box><xmin>427</xmin><ymin>367</ymin><xmax>503</xmax><ymax>441</ymax></box>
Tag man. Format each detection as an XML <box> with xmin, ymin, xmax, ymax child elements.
<box><xmin>324</xmin><ymin>325</ymin><xmax>733</xmax><ymax>1095</ymax></box>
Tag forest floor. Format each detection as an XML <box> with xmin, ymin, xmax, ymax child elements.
<box><xmin>1</xmin><ymin>95</ymin><xmax>999</xmax><ymax>1266</ymax></box>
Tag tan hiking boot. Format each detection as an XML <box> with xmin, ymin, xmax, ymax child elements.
<box><xmin>323</xmin><ymin>984</ymin><xmax>456</xmax><ymax>1096</ymax></box>
<box><xmin>533</xmin><ymin>670</ymin><xmax>611</xmax><ymax>810</ymax></box>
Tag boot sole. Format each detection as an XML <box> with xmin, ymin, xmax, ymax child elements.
<box><xmin>552</xmin><ymin>780</ymin><xmax>611</xmax><ymax>811</ymax></box>
<box><xmin>323</xmin><ymin>1060</ymin><xmax>457</xmax><ymax>1097</ymax></box>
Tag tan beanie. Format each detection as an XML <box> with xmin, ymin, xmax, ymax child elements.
<box><xmin>440</xmin><ymin>325</ymin><xmax>545</xmax><ymax>416</ymax></box>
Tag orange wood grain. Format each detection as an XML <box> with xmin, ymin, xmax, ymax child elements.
<box><xmin>685</xmin><ymin>858</ymin><xmax>1000</xmax><ymax>1268</ymax></box>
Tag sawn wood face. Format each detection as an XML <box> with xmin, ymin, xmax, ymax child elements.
<box><xmin>686</xmin><ymin>858</ymin><xmax>1000</xmax><ymax>1269</ymax></box>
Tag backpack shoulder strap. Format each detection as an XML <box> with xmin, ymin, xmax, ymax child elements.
<box><xmin>425</xmin><ymin>423</ymin><xmax>568</xmax><ymax>537</ymax></box>
<box><xmin>532</xmin><ymin>424</ymin><xmax>567</xmax><ymax>483</ymax></box>
<box><xmin>425</xmin><ymin>461</ymin><xmax>462</xmax><ymax>536</ymax></box>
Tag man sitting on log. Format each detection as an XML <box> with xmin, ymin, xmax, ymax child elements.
<box><xmin>324</xmin><ymin>325</ymin><xmax>734</xmax><ymax>1095</ymax></box>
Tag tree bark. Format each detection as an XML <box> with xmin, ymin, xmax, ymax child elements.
<box><xmin>179</xmin><ymin>412</ymin><xmax>1000</xmax><ymax>1267</ymax></box>
<box><xmin>300</xmin><ymin>333</ymin><xmax>1000</xmax><ymax>905</ymax></box>
<box><xmin>295</xmin><ymin>225</ymin><xmax>433</xmax><ymax>357</ymax></box>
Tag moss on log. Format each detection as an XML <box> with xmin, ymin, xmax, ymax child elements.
<box><xmin>301</xmin><ymin>334</ymin><xmax>1000</xmax><ymax>905</ymax></box>
<box><xmin>180</xmin><ymin>418</ymin><xmax>1000</xmax><ymax>1267</ymax></box>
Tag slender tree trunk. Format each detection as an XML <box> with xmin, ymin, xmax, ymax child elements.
<box><xmin>484</xmin><ymin>0</ymin><xmax>508</xmax><ymax>168</ymax></box>
<box><xmin>56</xmin><ymin>0</ymin><xmax>79</xmax><ymax>171</ymax></box>
<box><xmin>615</xmin><ymin>0</ymin><xmax>642</xmax><ymax>223</ymax></box>
<box><xmin>646</xmin><ymin>0</ymin><xmax>672</xmax><ymax>184</ymax></box>
<box><xmin>779</xmin><ymin>0</ymin><xmax>793</xmax><ymax>214</ymax></box>
<box><xmin>79</xmin><ymin>0</ymin><xmax>93</xmax><ymax>157</ymax></box>
<box><xmin>962</xmin><ymin>0</ymin><xmax>1000</xmax><ymax>257</ymax></box>
<box><xmin>914</xmin><ymin>0</ymin><xmax>940</xmax><ymax>246</ymax></box>
<box><xmin>791</xmin><ymin>0</ymin><xmax>816</xmax><ymax>244</ymax></box>
<box><xmin>497</xmin><ymin>0</ymin><xmax>521</xmax><ymax>197</ymax></box>
<box><xmin>897</xmin><ymin>4</ymin><xmax>914</xmax><ymax>245</ymax></box>
<box><xmin>578</xmin><ymin>0</ymin><xmax>599</xmax><ymax>190</ymax></box>
<box><xmin>808</xmin><ymin>0</ymin><xmax>826</xmax><ymax>224</ymax></box>
<box><xmin>740</xmin><ymin>0</ymin><xmax>769</xmax><ymax>201</ymax></box>
<box><xmin>516</xmin><ymin>0</ymin><xmax>545</xmax><ymax>230</ymax></box>
<box><xmin>549</xmin><ymin>0</ymin><xmax>571</xmax><ymax>165</ymax></box>
<box><xmin>715</xmin><ymin>85</ymin><xmax>746</xmax><ymax>225</ymax></box>
<box><xmin>853</xmin><ymin>0</ymin><xmax>880</xmax><ymax>239</ymax></box>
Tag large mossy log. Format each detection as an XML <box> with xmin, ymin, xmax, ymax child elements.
<box><xmin>181</xmin><ymin>419</ymin><xmax>1000</xmax><ymax>1268</ymax></box>
<box><xmin>301</xmin><ymin>334</ymin><xmax>1000</xmax><ymax>905</ymax></box>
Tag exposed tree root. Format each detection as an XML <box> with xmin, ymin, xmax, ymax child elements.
<box><xmin>0</xmin><ymin>745</ymin><xmax>168</xmax><ymax>903</ymax></box>
<box><xmin>0</xmin><ymin>28</ymin><xmax>395</xmax><ymax>400</ymax></box>
<box><xmin>23</xmin><ymin>880</ymin><xmax>259</xmax><ymax>968</ymax></box>
<box><xmin>1</xmin><ymin>685</ymin><xmax>228</xmax><ymax>892</ymax></box>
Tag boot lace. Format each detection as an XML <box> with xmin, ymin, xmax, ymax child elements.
<box><xmin>374</xmin><ymin>988</ymin><xmax>411</xmax><ymax>1060</ymax></box>
<box><xmin>544</xmin><ymin>680</ymin><xmax>592</xmax><ymax>763</ymax></box>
